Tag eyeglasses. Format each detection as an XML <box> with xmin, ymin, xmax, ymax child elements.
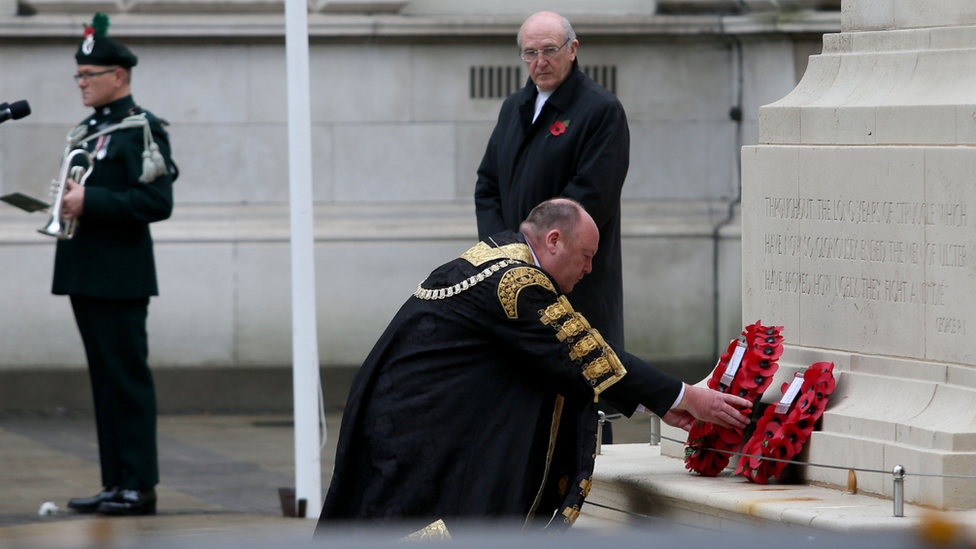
<box><xmin>73</xmin><ymin>68</ymin><xmax>117</xmax><ymax>83</ymax></box>
<box><xmin>519</xmin><ymin>38</ymin><xmax>571</xmax><ymax>61</ymax></box>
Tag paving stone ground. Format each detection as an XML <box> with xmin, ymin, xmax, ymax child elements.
<box><xmin>0</xmin><ymin>409</ymin><xmax>655</xmax><ymax>547</ymax></box>
<box><xmin>0</xmin><ymin>411</ymin><xmax>338</xmax><ymax>546</ymax></box>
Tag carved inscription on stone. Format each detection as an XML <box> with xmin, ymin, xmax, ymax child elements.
<box><xmin>762</xmin><ymin>236</ymin><xmax>965</xmax><ymax>268</ymax></box>
<box><xmin>764</xmin><ymin>197</ymin><xmax>967</xmax><ymax>227</ymax></box>
<box><xmin>760</xmin><ymin>196</ymin><xmax>969</xmax><ymax>337</ymax></box>
<box><xmin>760</xmin><ymin>269</ymin><xmax>947</xmax><ymax>305</ymax></box>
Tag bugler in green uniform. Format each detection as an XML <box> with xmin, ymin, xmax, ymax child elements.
<box><xmin>58</xmin><ymin>13</ymin><xmax>177</xmax><ymax>516</ymax></box>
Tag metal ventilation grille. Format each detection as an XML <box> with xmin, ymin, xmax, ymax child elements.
<box><xmin>582</xmin><ymin>65</ymin><xmax>617</xmax><ymax>95</ymax></box>
<box><xmin>470</xmin><ymin>66</ymin><xmax>523</xmax><ymax>99</ymax></box>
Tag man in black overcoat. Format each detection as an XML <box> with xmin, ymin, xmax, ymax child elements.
<box><xmin>475</xmin><ymin>11</ymin><xmax>629</xmax><ymax>350</ymax></box>
<box><xmin>474</xmin><ymin>11</ymin><xmax>632</xmax><ymax>441</ymax></box>
<box><xmin>55</xmin><ymin>14</ymin><xmax>177</xmax><ymax>516</ymax></box>
<box><xmin>316</xmin><ymin>199</ymin><xmax>749</xmax><ymax>537</ymax></box>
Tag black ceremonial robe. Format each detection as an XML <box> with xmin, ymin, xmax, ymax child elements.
<box><xmin>316</xmin><ymin>232</ymin><xmax>681</xmax><ymax>534</ymax></box>
<box><xmin>474</xmin><ymin>59</ymin><xmax>630</xmax><ymax>347</ymax></box>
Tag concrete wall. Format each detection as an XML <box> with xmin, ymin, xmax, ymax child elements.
<box><xmin>1</xmin><ymin>39</ymin><xmax>787</xmax><ymax>203</ymax></box>
<box><xmin>0</xmin><ymin>9</ymin><xmax>835</xmax><ymax>405</ymax></box>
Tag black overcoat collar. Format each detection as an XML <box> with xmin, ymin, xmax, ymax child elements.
<box><xmin>517</xmin><ymin>59</ymin><xmax>584</xmax><ymax>133</ymax></box>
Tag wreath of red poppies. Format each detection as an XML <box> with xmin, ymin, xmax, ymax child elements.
<box><xmin>734</xmin><ymin>361</ymin><xmax>836</xmax><ymax>484</ymax></box>
<box><xmin>684</xmin><ymin>320</ymin><xmax>784</xmax><ymax>476</ymax></box>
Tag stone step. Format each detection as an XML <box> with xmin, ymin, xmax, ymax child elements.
<box><xmin>821</xmin><ymin>371</ymin><xmax>976</xmax><ymax>453</ymax></box>
<box><xmin>805</xmin><ymin>430</ymin><xmax>976</xmax><ymax>508</ymax></box>
<box><xmin>590</xmin><ymin>443</ymin><xmax>931</xmax><ymax>532</ymax></box>
<box><xmin>662</xmin><ymin>345</ymin><xmax>976</xmax><ymax>509</ymax></box>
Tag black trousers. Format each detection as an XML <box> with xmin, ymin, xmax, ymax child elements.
<box><xmin>70</xmin><ymin>295</ymin><xmax>158</xmax><ymax>490</ymax></box>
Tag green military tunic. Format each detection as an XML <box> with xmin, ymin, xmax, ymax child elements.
<box><xmin>53</xmin><ymin>94</ymin><xmax>176</xmax><ymax>491</ymax></box>
<box><xmin>53</xmin><ymin>94</ymin><xmax>175</xmax><ymax>298</ymax></box>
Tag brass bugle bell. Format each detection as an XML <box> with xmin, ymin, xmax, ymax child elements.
<box><xmin>38</xmin><ymin>148</ymin><xmax>94</xmax><ymax>239</ymax></box>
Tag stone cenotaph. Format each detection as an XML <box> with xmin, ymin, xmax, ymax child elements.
<box><xmin>665</xmin><ymin>0</ymin><xmax>976</xmax><ymax>510</ymax></box>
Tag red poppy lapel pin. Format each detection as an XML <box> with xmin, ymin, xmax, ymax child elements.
<box><xmin>549</xmin><ymin>119</ymin><xmax>570</xmax><ymax>137</ymax></box>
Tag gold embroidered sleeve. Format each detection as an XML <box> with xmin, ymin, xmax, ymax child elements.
<box><xmin>538</xmin><ymin>297</ymin><xmax>627</xmax><ymax>395</ymax></box>
<box><xmin>400</xmin><ymin>519</ymin><xmax>452</xmax><ymax>541</ymax></box>
<box><xmin>579</xmin><ymin>478</ymin><xmax>593</xmax><ymax>498</ymax></box>
<box><xmin>496</xmin><ymin>267</ymin><xmax>556</xmax><ymax>320</ymax></box>
<box><xmin>540</xmin><ymin>296</ymin><xmax>574</xmax><ymax>324</ymax></box>
<box><xmin>561</xmin><ymin>505</ymin><xmax>581</xmax><ymax>525</ymax></box>
<box><xmin>461</xmin><ymin>241</ymin><xmax>534</xmax><ymax>266</ymax></box>
<box><xmin>555</xmin><ymin>313</ymin><xmax>590</xmax><ymax>342</ymax></box>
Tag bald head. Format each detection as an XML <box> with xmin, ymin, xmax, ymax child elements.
<box><xmin>521</xmin><ymin>199</ymin><xmax>598</xmax><ymax>294</ymax></box>
<box><xmin>517</xmin><ymin>11</ymin><xmax>576</xmax><ymax>49</ymax></box>
<box><xmin>521</xmin><ymin>198</ymin><xmax>581</xmax><ymax>240</ymax></box>
<box><xmin>517</xmin><ymin>12</ymin><xmax>579</xmax><ymax>92</ymax></box>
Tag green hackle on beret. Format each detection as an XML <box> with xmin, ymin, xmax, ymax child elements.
<box><xmin>75</xmin><ymin>12</ymin><xmax>138</xmax><ymax>68</ymax></box>
<box><xmin>91</xmin><ymin>12</ymin><xmax>109</xmax><ymax>38</ymax></box>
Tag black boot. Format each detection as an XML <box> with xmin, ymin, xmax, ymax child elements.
<box><xmin>67</xmin><ymin>487</ymin><xmax>121</xmax><ymax>514</ymax></box>
<box><xmin>97</xmin><ymin>488</ymin><xmax>157</xmax><ymax>516</ymax></box>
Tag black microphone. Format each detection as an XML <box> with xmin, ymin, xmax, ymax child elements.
<box><xmin>0</xmin><ymin>100</ymin><xmax>31</xmax><ymax>123</ymax></box>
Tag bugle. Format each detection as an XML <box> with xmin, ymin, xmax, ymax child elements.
<box><xmin>38</xmin><ymin>148</ymin><xmax>94</xmax><ymax>239</ymax></box>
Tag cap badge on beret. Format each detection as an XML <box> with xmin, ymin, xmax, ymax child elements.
<box><xmin>82</xmin><ymin>26</ymin><xmax>95</xmax><ymax>55</ymax></box>
<box><xmin>75</xmin><ymin>13</ymin><xmax>138</xmax><ymax>68</ymax></box>
<box><xmin>83</xmin><ymin>12</ymin><xmax>108</xmax><ymax>56</ymax></box>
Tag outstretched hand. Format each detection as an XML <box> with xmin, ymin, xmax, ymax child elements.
<box><xmin>661</xmin><ymin>409</ymin><xmax>696</xmax><ymax>431</ymax></box>
<box><xmin>673</xmin><ymin>384</ymin><xmax>751</xmax><ymax>430</ymax></box>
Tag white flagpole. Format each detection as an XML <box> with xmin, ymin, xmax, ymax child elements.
<box><xmin>284</xmin><ymin>0</ymin><xmax>322</xmax><ymax>518</ymax></box>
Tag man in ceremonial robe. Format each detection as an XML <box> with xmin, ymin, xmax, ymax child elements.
<box><xmin>316</xmin><ymin>199</ymin><xmax>749</xmax><ymax>535</ymax></box>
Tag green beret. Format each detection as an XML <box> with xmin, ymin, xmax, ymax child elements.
<box><xmin>75</xmin><ymin>13</ymin><xmax>138</xmax><ymax>68</ymax></box>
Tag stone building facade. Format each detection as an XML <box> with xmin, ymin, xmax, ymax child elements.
<box><xmin>0</xmin><ymin>0</ymin><xmax>838</xmax><ymax>409</ymax></box>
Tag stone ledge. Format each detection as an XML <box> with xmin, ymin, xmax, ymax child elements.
<box><xmin>761</xmin><ymin>26</ymin><xmax>976</xmax><ymax>145</ymax></box>
<box><xmin>26</xmin><ymin>0</ymin><xmax>408</xmax><ymax>15</ymax></box>
<box><xmin>588</xmin><ymin>443</ymin><xmax>954</xmax><ymax>532</ymax></box>
<box><xmin>658</xmin><ymin>0</ymin><xmax>840</xmax><ymax>14</ymax></box>
<box><xmin>0</xmin><ymin>11</ymin><xmax>840</xmax><ymax>39</ymax></box>
<box><xmin>317</xmin><ymin>0</ymin><xmax>407</xmax><ymax>13</ymax></box>
<box><xmin>0</xmin><ymin>200</ymin><xmax>742</xmax><ymax>244</ymax></box>
<box><xmin>841</xmin><ymin>0</ymin><xmax>976</xmax><ymax>33</ymax></box>
<box><xmin>659</xmin><ymin>345</ymin><xmax>976</xmax><ymax>510</ymax></box>
<box><xmin>822</xmin><ymin>25</ymin><xmax>976</xmax><ymax>55</ymax></box>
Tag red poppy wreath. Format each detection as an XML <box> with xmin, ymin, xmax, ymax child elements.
<box><xmin>734</xmin><ymin>361</ymin><xmax>836</xmax><ymax>484</ymax></box>
<box><xmin>684</xmin><ymin>321</ymin><xmax>784</xmax><ymax>476</ymax></box>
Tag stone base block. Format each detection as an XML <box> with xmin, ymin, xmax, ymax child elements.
<box><xmin>784</xmin><ymin>346</ymin><xmax>976</xmax><ymax>510</ymax></box>
<box><xmin>594</xmin><ymin>444</ymin><xmax>923</xmax><ymax>533</ymax></box>
<box><xmin>661</xmin><ymin>344</ymin><xmax>976</xmax><ymax>509</ymax></box>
